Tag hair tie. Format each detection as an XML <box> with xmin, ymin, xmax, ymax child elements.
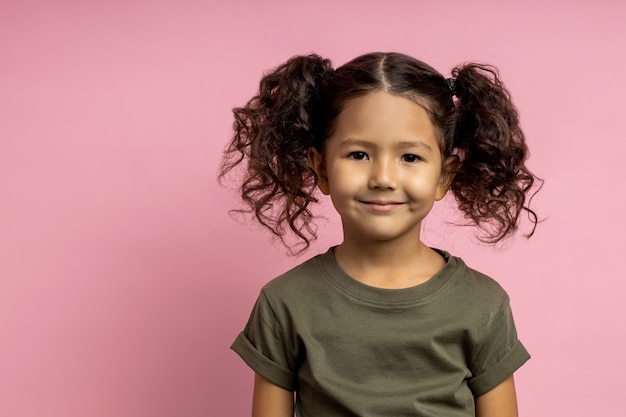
<box><xmin>445</xmin><ymin>77</ymin><xmax>457</xmax><ymax>97</ymax></box>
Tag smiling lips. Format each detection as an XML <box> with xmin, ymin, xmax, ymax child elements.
<box><xmin>360</xmin><ymin>200</ymin><xmax>406</xmax><ymax>213</ymax></box>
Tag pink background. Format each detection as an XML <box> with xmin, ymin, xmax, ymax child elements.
<box><xmin>1</xmin><ymin>1</ymin><xmax>625</xmax><ymax>416</ymax></box>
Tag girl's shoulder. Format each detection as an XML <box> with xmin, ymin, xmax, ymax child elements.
<box><xmin>260</xmin><ymin>249</ymin><xmax>331</xmax><ymax>296</ymax></box>
<box><xmin>442</xmin><ymin>250</ymin><xmax>512</xmax><ymax>307</ymax></box>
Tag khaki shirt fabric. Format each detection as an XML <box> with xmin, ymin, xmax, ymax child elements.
<box><xmin>231</xmin><ymin>248</ymin><xmax>529</xmax><ymax>417</ymax></box>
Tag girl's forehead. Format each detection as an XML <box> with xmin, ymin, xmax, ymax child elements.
<box><xmin>330</xmin><ymin>92</ymin><xmax>437</xmax><ymax>145</ymax></box>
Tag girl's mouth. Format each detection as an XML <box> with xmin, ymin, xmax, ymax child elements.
<box><xmin>360</xmin><ymin>201</ymin><xmax>405</xmax><ymax>212</ymax></box>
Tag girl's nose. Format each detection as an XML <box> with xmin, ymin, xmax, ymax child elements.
<box><xmin>368</xmin><ymin>158</ymin><xmax>397</xmax><ymax>190</ymax></box>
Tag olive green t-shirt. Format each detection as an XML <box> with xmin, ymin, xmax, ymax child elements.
<box><xmin>231</xmin><ymin>248</ymin><xmax>529</xmax><ymax>416</ymax></box>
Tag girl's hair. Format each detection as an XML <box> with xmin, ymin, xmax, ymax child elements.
<box><xmin>220</xmin><ymin>52</ymin><xmax>541</xmax><ymax>252</ymax></box>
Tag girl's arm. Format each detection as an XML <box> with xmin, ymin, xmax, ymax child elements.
<box><xmin>252</xmin><ymin>373</ymin><xmax>294</xmax><ymax>417</ymax></box>
<box><xmin>475</xmin><ymin>375</ymin><xmax>519</xmax><ymax>417</ymax></box>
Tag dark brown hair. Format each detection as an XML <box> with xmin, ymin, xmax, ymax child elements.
<box><xmin>220</xmin><ymin>52</ymin><xmax>541</xmax><ymax>252</ymax></box>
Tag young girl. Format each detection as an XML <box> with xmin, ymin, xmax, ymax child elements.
<box><xmin>222</xmin><ymin>52</ymin><xmax>539</xmax><ymax>417</ymax></box>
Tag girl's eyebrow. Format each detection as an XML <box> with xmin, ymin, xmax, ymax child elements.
<box><xmin>339</xmin><ymin>138</ymin><xmax>433</xmax><ymax>151</ymax></box>
<box><xmin>397</xmin><ymin>141</ymin><xmax>433</xmax><ymax>151</ymax></box>
<box><xmin>338</xmin><ymin>139</ymin><xmax>374</xmax><ymax>147</ymax></box>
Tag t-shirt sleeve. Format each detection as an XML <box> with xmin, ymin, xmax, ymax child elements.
<box><xmin>230</xmin><ymin>290</ymin><xmax>298</xmax><ymax>391</ymax></box>
<box><xmin>467</xmin><ymin>296</ymin><xmax>530</xmax><ymax>397</ymax></box>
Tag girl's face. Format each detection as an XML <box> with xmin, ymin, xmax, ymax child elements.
<box><xmin>309</xmin><ymin>92</ymin><xmax>456</xmax><ymax>246</ymax></box>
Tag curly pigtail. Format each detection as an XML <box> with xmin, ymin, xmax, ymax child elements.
<box><xmin>448</xmin><ymin>64</ymin><xmax>540</xmax><ymax>242</ymax></box>
<box><xmin>219</xmin><ymin>54</ymin><xmax>333</xmax><ymax>253</ymax></box>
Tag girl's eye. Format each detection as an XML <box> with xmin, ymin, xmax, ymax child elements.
<box><xmin>401</xmin><ymin>154</ymin><xmax>421</xmax><ymax>163</ymax></box>
<box><xmin>348</xmin><ymin>151</ymin><xmax>369</xmax><ymax>160</ymax></box>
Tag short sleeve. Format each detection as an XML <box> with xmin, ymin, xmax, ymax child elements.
<box><xmin>230</xmin><ymin>291</ymin><xmax>298</xmax><ymax>391</ymax></box>
<box><xmin>467</xmin><ymin>297</ymin><xmax>530</xmax><ymax>396</ymax></box>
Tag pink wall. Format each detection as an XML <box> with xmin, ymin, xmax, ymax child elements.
<box><xmin>1</xmin><ymin>1</ymin><xmax>624</xmax><ymax>416</ymax></box>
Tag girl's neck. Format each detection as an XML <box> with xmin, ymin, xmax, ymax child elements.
<box><xmin>333</xmin><ymin>237</ymin><xmax>446</xmax><ymax>289</ymax></box>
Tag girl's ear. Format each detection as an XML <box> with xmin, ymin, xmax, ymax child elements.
<box><xmin>436</xmin><ymin>155</ymin><xmax>460</xmax><ymax>201</ymax></box>
<box><xmin>307</xmin><ymin>148</ymin><xmax>330</xmax><ymax>195</ymax></box>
